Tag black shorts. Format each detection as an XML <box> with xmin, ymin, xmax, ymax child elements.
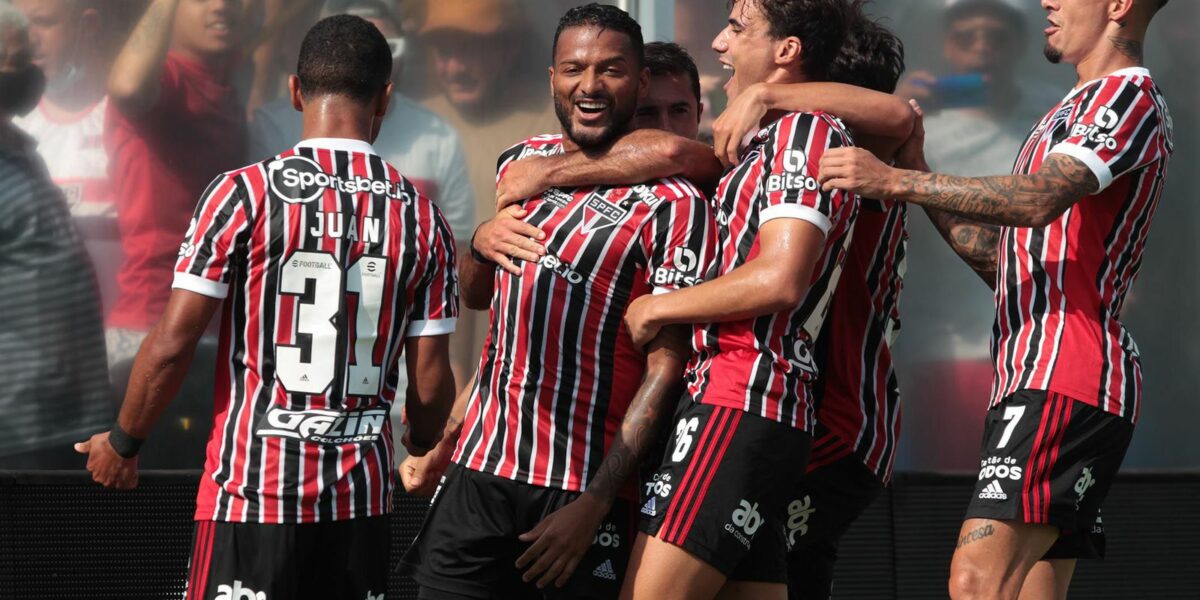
<box><xmin>965</xmin><ymin>389</ymin><xmax>1132</xmax><ymax>559</ymax></box>
<box><xmin>398</xmin><ymin>463</ymin><xmax>635</xmax><ymax>600</ymax></box>
<box><xmin>785</xmin><ymin>452</ymin><xmax>884</xmax><ymax>600</ymax></box>
<box><xmin>185</xmin><ymin>516</ymin><xmax>390</xmax><ymax>600</ymax></box>
<box><xmin>638</xmin><ymin>399</ymin><xmax>811</xmax><ymax>583</ymax></box>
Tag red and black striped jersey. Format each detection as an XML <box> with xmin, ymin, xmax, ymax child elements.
<box><xmin>687</xmin><ymin>112</ymin><xmax>858</xmax><ymax>431</ymax></box>
<box><xmin>992</xmin><ymin>67</ymin><xmax>1173</xmax><ymax>421</ymax></box>
<box><xmin>809</xmin><ymin>199</ymin><xmax>907</xmax><ymax>483</ymax></box>
<box><xmin>173</xmin><ymin>137</ymin><xmax>458</xmax><ymax>523</ymax></box>
<box><xmin>452</xmin><ymin>134</ymin><xmax>717</xmax><ymax>493</ymax></box>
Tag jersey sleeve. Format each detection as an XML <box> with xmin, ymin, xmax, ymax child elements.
<box><xmin>407</xmin><ymin>204</ymin><xmax>460</xmax><ymax>337</ymax></box>
<box><xmin>641</xmin><ymin>181</ymin><xmax>718</xmax><ymax>296</ymax></box>
<box><xmin>172</xmin><ymin>173</ymin><xmax>253</xmax><ymax>299</ymax></box>
<box><xmin>759</xmin><ymin>113</ymin><xmax>853</xmax><ymax>237</ymax></box>
<box><xmin>1050</xmin><ymin>77</ymin><xmax>1172</xmax><ymax>192</ymax></box>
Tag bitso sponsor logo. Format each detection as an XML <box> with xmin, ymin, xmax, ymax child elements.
<box><xmin>269</xmin><ymin>155</ymin><xmax>409</xmax><ymax>204</ymax></box>
<box><xmin>653</xmin><ymin>247</ymin><xmax>702</xmax><ymax>288</ymax></box>
<box><xmin>785</xmin><ymin>495</ymin><xmax>816</xmax><ymax>547</ymax></box>
<box><xmin>978</xmin><ymin>480</ymin><xmax>1007</xmax><ymax>500</ymax></box>
<box><xmin>256</xmin><ymin>405</ymin><xmax>387</xmax><ymax>445</ymax></box>
<box><xmin>782</xmin><ymin>149</ymin><xmax>807</xmax><ymax>172</ymax></box>
<box><xmin>214</xmin><ymin>580</ymin><xmax>266</xmax><ymax>600</ymax></box>
<box><xmin>766</xmin><ymin>149</ymin><xmax>818</xmax><ymax>192</ymax></box>
<box><xmin>978</xmin><ymin>456</ymin><xmax>1023</xmax><ymax>482</ymax></box>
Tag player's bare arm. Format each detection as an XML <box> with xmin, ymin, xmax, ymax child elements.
<box><xmin>495</xmin><ymin>129</ymin><xmax>723</xmax><ymax>212</ymax></box>
<box><xmin>107</xmin><ymin>0</ymin><xmax>180</xmax><ymax>116</ymax></box>
<box><xmin>402</xmin><ymin>333</ymin><xmax>457</xmax><ymax>458</ymax></box>
<box><xmin>625</xmin><ymin>218</ymin><xmax>823</xmax><ymax>347</ymax></box>
<box><xmin>400</xmin><ymin>377</ymin><xmax>474</xmax><ymax>497</ymax></box>
<box><xmin>515</xmin><ymin>326</ymin><xmax>690</xmax><ymax>589</ymax></box>
<box><xmin>712</xmin><ymin>81</ymin><xmax>916</xmax><ymax>167</ymax></box>
<box><xmin>819</xmin><ymin>149</ymin><xmax>1098</xmax><ymax>229</ymax></box>
<box><xmin>898</xmin><ymin>100</ymin><xmax>998</xmax><ymax>286</ymax></box>
<box><xmin>76</xmin><ymin>289</ymin><xmax>222</xmax><ymax>489</ymax></box>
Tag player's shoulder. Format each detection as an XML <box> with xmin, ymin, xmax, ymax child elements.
<box><xmin>503</xmin><ymin>133</ymin><xmax>565</xmax><ymax>159</ymax></box>
<box><xmin>637</xmin><ymin>176</ymin><xmax>708</xmax><ymax>205</ymax></box>
<box><xmin>763</xmin><ymin>111</ymin><xmax>852</xmax><ymax>148</ymax></box>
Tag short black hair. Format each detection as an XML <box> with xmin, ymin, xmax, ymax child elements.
<box><xmin>644</xmin><ymin>42</ymin><xmax>701</xmax><ymax>105</ymax></box>
<box><xmin>748</xmin><ymin>0</ymin><xmax>851</xmax><ymax>81</ymax></box>
<box><xmin>297</xmin><ymin>15</ymin><xmax>392</xmax><ymax>103</ymax></box>
<box><xmin>830</xmin><ymin>5</ymin><xmax>905</xmax><ymax>94</ymax></box>
<box><xmin>552</xmin><ymin>3</ymin><xmax>644</xmax><ymax>67</ymax></box>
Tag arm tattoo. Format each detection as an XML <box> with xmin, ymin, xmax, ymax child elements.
<box><xmin>956</xmin><ymin>523</ymin><xmax>996</xmax><ymax>549</ymax></box>
<box><xmin>585</xmin><ymin>331</ymin><xmax>688</xmax><ymax>504</ymax></box>
<box><xmin>924</xmin><ymin>209</ymin><xmax>1000</xmax><ymax>286</ymax></box>
<box><xmin>1108</xmin><ymin>36</ymin><xmax>1144</xmax><ymax>62</ymax></box>
<box><xmin>895</xmin><ymin>154</ymin><xmax>1097</xmax><ymax>227</ymax></box>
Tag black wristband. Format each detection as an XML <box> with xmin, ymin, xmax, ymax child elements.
<box><xmin>108</xmin><ymin>422</ymin><xmax>144</xmax><ymax>459</ymax></box>
<box><xmin>469</xmin><ymin>230</ymin><xmax>496</xmax><ymax>266</ymax></box>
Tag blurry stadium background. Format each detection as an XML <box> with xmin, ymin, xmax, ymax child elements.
<box><xmin>0</xmin><ymin>0</ymin><xmax>1196</xmax><ymax>597</ymax></box>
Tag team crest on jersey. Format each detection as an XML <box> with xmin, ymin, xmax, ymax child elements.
<box><xmin>268</xmin><ymin>155</ymin><xmax>409</xmax><ymax>204</ymax></box>
<box><xmin>579</xmin><ymin>192</ymin><xmax>628</xmax><ymax>235</ymax></box>
<box><xmin>256</xmin><ymin>405</ymin><xmax>387</xmax><ymax>445</ymax></box>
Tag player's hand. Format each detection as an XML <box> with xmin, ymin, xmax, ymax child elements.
<box><xmin>623</xmin><ymin>294</ymin><xmax>663</xmax><ymax>348</ymax></box>
<box><xmin>473</xmin><ymin>207</ymin><xmax>546</xmax><ymax>276</ymax></box>
<box><xmin>398</xmin><ymin>438</ymin><xmax>452</xmax><ymax>497</ymax></box>
<box><xmin>712</xmin><ymin>82</ymin><xmax>769</xmax><ymax>168</ymax></box>
<box><xmin>75</xmin><ymin>432</ymin><xmax>139</xmax><ymax>490</ymax></box>
<box><xmin>516</xmin><ymin>491</ymin><xmax>610</xmax><ymax>589</ymax></box>
<box><xmin>496</xmin><ymin>157</ymin><xmax>552</xmax><ymax>212</ymax></box>
<box><xmin>818</xmin><ymin>147</ymin><xmax>898</xmax><ymax>199</ymax></box>
<box><xmin>894</xmin><ymin>100</ymin><xmax>928</xmax><ymax>172</ymax></box>
<box><xmin>895</xmin><ymin>71</ymin><xmax>937</xmax><ymax>107</ymax></box>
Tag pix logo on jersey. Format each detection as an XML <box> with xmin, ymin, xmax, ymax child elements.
<box><xmin>256</xmin><ymin>405</ymin><xmax>387</xmax><ymax>445</ymax></box>
<box><xmin>268</xmin><ymin>155</ymin><xmax>409</xmax><ymax>204</ymax></box>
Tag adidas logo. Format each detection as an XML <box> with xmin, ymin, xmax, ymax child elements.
<box><xmin>592</xmin><ymin>559</ymin><xmax>617</xmax><ymax>581</ymax></box>
<box><xmin>978</xmin><ymin>480</ymin><xmax>1007</xmax><ymax>500</ymax></box>
<box><xmin>641</xmin><ymin>496</ymin><xmax>656</xmax><ymax>516</ymax></box>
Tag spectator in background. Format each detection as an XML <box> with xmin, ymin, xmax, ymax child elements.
<box><xmin>103</xmin><ymin>0</ymin><xmax>249</xmax><ymax>468</ymax></box>
<box><xmin>417</xmin><ymin>0</ymin><xmax>559</xmax><ymax>368</ymax></box>
<box><xmin>889</xmin><ymin>0</ymin><xmax>1062</xmax><ymax>469</ymax></box>
<box><xmin>12</xmin><ymin>0</ymin><xmax>122</xmax><ymax>316</ymax></box>
<box><xmin>0</xmin><ymin>2</ymin><xmax>111</xmax><ymax>469</ymax></box>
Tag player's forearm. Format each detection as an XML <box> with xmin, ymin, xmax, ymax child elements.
<box><xmin>647</xmin><ymin>259</ymin><xmax>812</xmax><ymax>328</ymax></box>
<box><xmin>458</xmin><ymin>247</ymin><xmax>496</xmax><ymax>311</ymax></box>
<box><xmin>549</xmin><ymin>130</ymin><xmax>722</xmax><ymax>188</ymax></box>
<box><xmin>758</xmin><ymin>82</ymin><xmax>915</xmax><ymax>142</ymax></box>
<box><xmin>117</xmin><ymin>324</ymin><xmax>200</xmax><ymax>438</ymax></box>
<box><xmin>108</xmin><ymin>0</ymin><xmax>179</xmax><ymax>115</ymax></box>
<box><xmin>922</xmin><ymin>208</ymin><xmax>999</xmax><ymax>288</ymax></box>
<box><xmin>583</xmin><ymin>329</ymin><xmax>688</xmax><ymax>506</ymax></box>
<box><xmin>884</xmin><ymin>155</ymin><xmax>1094</xmax><ymax>228</ymax></box>
<box><xmin>408</xmin><ymin>358</ymin><xmax>457</xmax><ymax>445</ymax></box>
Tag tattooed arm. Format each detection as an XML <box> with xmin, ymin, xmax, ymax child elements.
<box><xmin>819</xmin><ymin>149</ymin><xmax>1099</xmax><ymax>229</ymax></box>
<box><xmin>108</xmin><ymin>0</ymin><xmax>181</xmax><ymax>116</ymax></box>
<box><xmin>514</xmin><ymin>326</ymin><xmax>689</xmax><ymax>589</ymax></box>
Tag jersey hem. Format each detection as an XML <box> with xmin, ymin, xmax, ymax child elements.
<box><xmin>172</xmin><ymin>273</ymin><xmax>229</xmax><ymax>299</ymax></box>
<box><xmin>407</xmin><ymin>317</ymin><xmax>457</xmax><ymax>337</ymax></box>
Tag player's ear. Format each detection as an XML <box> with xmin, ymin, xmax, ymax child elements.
<box><xmin>288</xmin><ymin>75</ymin><xmax>303</xmax><ymax>112</ymax></box>
<box><xmin>1109</xmin><ymin>0</ymin><xmax>1137</xmax><ymax>26</ymax></box>
<box><xmin>377</xmin><ymin>82</ymin><xmax>394</xmax><ymax>119</ymax></box>
<box><xmin>697</xmin><ymin>100</ymin><xmax>705</xmax><ymax>123</ymax></box>
<box><xmin>638</xmin><ymin>66</ymin><xmax>651</xmax><ymax>102</ymax></box>
<box><xmin>775</xmin><ymin>36</ymin><xmax>803</xmax><ymax>69</ymax></box>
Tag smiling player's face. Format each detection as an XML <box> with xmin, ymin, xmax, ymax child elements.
<box><xmin>550</xmin><ymin>25</ymin><xmax>648</xmax><ymax>150</ymax></box>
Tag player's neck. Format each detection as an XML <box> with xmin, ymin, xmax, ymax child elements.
<box><xmin>1073</xmin><ymin>31</ymin><xmax>1145</xmax><ymax>87</ymax></box>
<box><xmin>300</xmin><ymin>97</ymin><xmax>375</xmax><ymax>145</ymax></box>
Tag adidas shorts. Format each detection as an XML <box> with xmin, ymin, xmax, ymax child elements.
<box><xmin>184</xmin><ymin>516</ymin><xmax>389</xmax><ymax>600</ymax></box>
<box><xmin>965</xmin><ymin>389</ymin><xmax>1132</xmax><ymax>559</ymax></box>
<box><xmin>398</xmin><ymin>463</ymin><xmax>635</xmax><ymax>600</ymax></box>
<box><xmin>784</xmin><ymin>451</ymin><xmax>884</xmax><ymax>600</ymax></box>
<box><xmin>638</xmin><ymin>399</ymin><xmax>811</xmax><ymax>582</ymax></box>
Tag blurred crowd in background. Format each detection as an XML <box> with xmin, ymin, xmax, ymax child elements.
<box><xmin>0</xmin><ymin>0</ymin><xmax>1195</xmax><ymax>473</ymax></box>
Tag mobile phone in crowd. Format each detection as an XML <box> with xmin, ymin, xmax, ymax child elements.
<box><xmin>931</xmin><ymin>73</ymin><xmax>988</xmax><ymax>108</ymax></box>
